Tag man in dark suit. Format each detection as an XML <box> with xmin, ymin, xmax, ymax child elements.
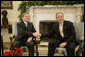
<box><xmin>37</xmin><ymin>12</ymin><xmax>77</xmax><ymax>56</ymax></box>
<box><xmin>13</xmin><ymin>13</ymin><xmax>38</xmax><ymax>56</ymax></box>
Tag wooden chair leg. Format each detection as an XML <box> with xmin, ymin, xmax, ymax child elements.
<box><xmin>35</xmin><ymin>44</ymin><xmax>39</xmax><ymax>56</ymax></box>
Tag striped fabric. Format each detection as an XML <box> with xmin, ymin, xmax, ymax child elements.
<box><xmin>75</xmin><ymin>22</ymin><xmax>84</xmax><ymax>56</ymax></box>
<box><xmin>55</xmin><ymin>48</ymin><xmax>67</xmax><ymax>56</ymax></box>
<box><xmin>15</xmin><ymin>21</ymin><xmax>18</xmax><ymax>37</ymax></box>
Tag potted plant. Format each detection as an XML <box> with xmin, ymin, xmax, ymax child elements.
<box><xmin>4</xmin><ymin>48</ymin><xmax>23</xmax><ymax>56</ymax></box>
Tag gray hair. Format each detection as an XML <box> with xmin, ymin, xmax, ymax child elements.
<box><xmin>22</xmin><ymin>12</ymin><xmax>29</xmax><ymax>18</ymax></box>
<box><xmin>56</xmin><ymin>12</ymin><xmax>64</xmax><ymax>20</ymax></box>
<box><xmin>56</xmin><ymin>12</ymin><xmax>64</xmax><ymax>17</ymax></box>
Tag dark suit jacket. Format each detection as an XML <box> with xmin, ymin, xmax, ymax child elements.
<box><xmin>15</xmin><ymin>21</ymin><xmax>36</xmax><ymax>42</ymax></box>
<box><xmin>41</xmin><ymin>20</ymin><xmax>76</xmax><ymax>43</ymax></box>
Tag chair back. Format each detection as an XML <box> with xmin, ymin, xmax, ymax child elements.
<box><xmin>15</xmin><ymin>21</ymin><xmax>18</xmax><ymax>37</ymax></box>
<box><xmin>77</xmin><ymin>22</ymin><xmax>83</xmax><ymax>41</ymax></box>
<box><xmin>73</xmin><ymin>22</ymin><xmax>76</xmax><ymax>29</ymax></box>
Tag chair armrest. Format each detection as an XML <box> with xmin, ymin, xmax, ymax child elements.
<box><xmin>75</xmin><ymin>45</ymin><xmax>79</xmax><ymax>52</ymax></box>
<box><xmin>75</xmin><ymin>40</ymin><xmax>84</xmax><ymax>56</ymax></box>
<box><xmin>75</xmin><ymin>45</ymin><xmax>79</xmax><ymax>56</ymax></box>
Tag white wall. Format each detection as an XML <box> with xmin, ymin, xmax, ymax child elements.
<box><xmin>1</xmin><ymin>1</ymin><xmax>21</xmax><ymax>42</ymax></box>
<box><xmin>28</xmin><ymin>5</ymin><xmax>84</xmax><ymax>33</ymax></box>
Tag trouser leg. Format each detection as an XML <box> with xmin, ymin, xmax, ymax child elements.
<box><xmin>26</xmin><ymin>41</ymin><xmax>34</xmax><ymax>56</ymax></box>
<box><xmin>65</xmin><ymin>42</ymin><xmax>76</xmax><ymax>56</ymax></box>
<box><xmin>48</xmin><ymin>40</ymin><xmax>60</xmax><ymax>56</ymax></box>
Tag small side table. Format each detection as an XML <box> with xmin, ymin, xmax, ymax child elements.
<box><xmin>1</xmin><ymin>25</ymin><xmax>12</xmax><ymax>33</ymax></box>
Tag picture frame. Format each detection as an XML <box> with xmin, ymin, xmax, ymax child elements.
<box><xmin>1</xmin><ymin>1</ymin><xmax>13</xmax><ymax>9</ymax></box>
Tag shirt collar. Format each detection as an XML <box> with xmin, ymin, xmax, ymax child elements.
<box><xmin>24</xmin><ymin>21</ymin><xmax>28</xmax><ymax>25</ymax></box>
<box><xmin>59</xmin><ymin>21</ymin><xmax>64</xmax><ymax>26</ymax></box>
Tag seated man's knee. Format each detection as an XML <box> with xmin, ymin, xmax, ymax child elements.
<box><xmin>13</xmin><ymin>41</ymin><xmax>21</xmax><ymax>47</ymax></box>
<box><xmin>27</xmin><ymin>41</ymin><xmax>34</xmax><ymax>46</ymax></box>
<box><xmin>49</xmin><ymin>40</ymin><xmax>54</xmax><ymax>46</ymax></box>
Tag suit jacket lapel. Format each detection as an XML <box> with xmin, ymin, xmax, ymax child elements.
<box><xmin>57</xmin><ymin>22</ymin><xmax>61</xmax><ymax>35</ymax></box>
<box><xmin>21</xmin><ymin>21</ymin><xmax>27</xmax><ymax>29</ymax></box>
<box><xmin>27</xmin><ymin>22</ymin><xmax>31</xmax><ymax>31</ymax></box>
<box><xmin>63</xmin><ymin>21</ymin><xmax>66</xmax><ymax>37</ymax></box>
<box><xmin>27</xmin><ymin>22</ymin><xmax>32</xmax><ymax>31</ymax></box>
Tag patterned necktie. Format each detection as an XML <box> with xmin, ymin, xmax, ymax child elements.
<box><xmin>59</xmin><ymin>24</ymin><xmax>64</xmax><ymax>38</ymax></box>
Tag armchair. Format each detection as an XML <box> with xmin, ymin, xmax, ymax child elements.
<box><xmin>75</xmin><ymin>22</ymin><xmax>84</xmax><ymax>56</ymax></box>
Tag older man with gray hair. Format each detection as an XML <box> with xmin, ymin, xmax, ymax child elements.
<box><xmin>37</xmin><ymin>12</ymin><xmax>77</xmax><ymax>56</ymax></box>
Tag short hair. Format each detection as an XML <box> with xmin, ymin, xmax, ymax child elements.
<box><xmin>22</xmin><ymin>12</ymin><xmax>29</xmax><ymax>18</ymax></box>
<box><xmin>56</xmin><ymin>12</ymin><xmax>64</xmax><ymax>20</ymax></box>
<box><xmin>56</xmin><ymin>12</ymin><xmax>64</xmax><ymax>17</ymax></box>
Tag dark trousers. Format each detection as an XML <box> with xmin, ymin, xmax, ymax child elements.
<box><xmin>48</xmin><ymin>39</ymin><xmax>76</xmax><ymax>56</ymax></box>
<box><xmin>13</xmin><ymin>40</ymin><xmax>34</xmax><ymax>56</ymax></box>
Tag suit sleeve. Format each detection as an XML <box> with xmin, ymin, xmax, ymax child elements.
<box><xmin>31</xmin><ymin>23</ymin><xmax>36</xmax><ymax>32</ymax></box>
<box><xmin>66</xmin><ymin>23</ymin><xmax>76</xmax><ymax>43</ymax></box>
<box><xmin>27</xmin><ymin>23</ymin><xmax>36</xmax><ymax>37</ymax></box>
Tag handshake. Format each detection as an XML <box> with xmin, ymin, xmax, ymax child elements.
<box><xmin>33</xmin><ymin>32</ymin><xmax>41</xmax><ymax>37</ymax></box>
<box><xmin>33</xmin><ymin>32</ymin><xmax>41</xmax><ymax>41</ymax></box>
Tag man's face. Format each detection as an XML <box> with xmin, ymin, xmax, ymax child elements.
<box><xmin>23</xmin><ymin>14</ymin><xmax>30</xmax><ymax>22</ymax></box>
<box><xmin>56</xmin><ymin>13</ymin><xmax>64</xmax><ymax>24</ymax></box>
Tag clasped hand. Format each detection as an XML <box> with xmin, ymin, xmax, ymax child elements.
<box><xmin>33</xmin><ymin>32</ymin><xmax>40</xmax><ymax>37</ymax></box>
<box><xmin>59</xmin><ymin>42</ymin><xmax>67</xmax><ymax>48</ymax></box>
<box><xmin>33</xmin><ymin>32</ymin><xmax>40</xmax><ymax>41</ymax></box>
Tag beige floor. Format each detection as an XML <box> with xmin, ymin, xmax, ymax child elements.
<box><xmin>23</xmin><ymin>50</ymin><xmax>64</xmax><ymax>56</ymax></box>
<box><xmin>23</xmin><ymin>46</ymin><xmax>64</xmax><ymax>56</ymax></box>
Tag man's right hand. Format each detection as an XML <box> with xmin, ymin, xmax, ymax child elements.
<box><xmin>33</xmin><ymin>32</ymin><xmax>41</xmax><ymax>41</ymax></box>
<box><xmin>33</xmin><ymin>32</ymin><xmax>40</xmax><ymax>37</ymax></box>
<box><xmin>36</xmin><ymin>36</ymin><xmax>40</xmax><ymax>41</ymax></box>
